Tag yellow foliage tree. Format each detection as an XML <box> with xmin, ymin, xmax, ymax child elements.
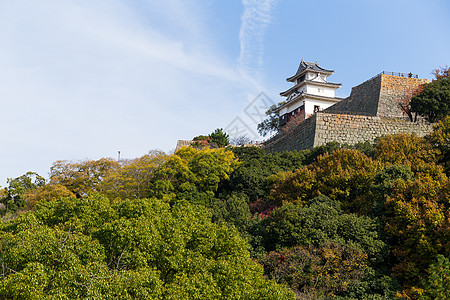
<box><xmin>384</xmin><ymin>172</ymin><xmax>450</xmax><ymax>296</ymax></box>
<box><xmin>23</xmin><ymin>184</ymin><xmax>75</xmax><ymax>209</ymax></box>
<box><xmin>269</xmin><ymin>149</ymin><xmax>380</xmax><ymax>213</ymax></box>
<box><xmin>49</xmin><ymin>158</ymin><xmax>120</xmax><ymax>197</ymax></box>
<box><xmin>100</xmin><ymin>150</ymin><xmax>167</xmax><ymax>199</ymax></box>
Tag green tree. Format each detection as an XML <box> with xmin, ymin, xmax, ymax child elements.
<box><xmin>369</xmin><ymin>164</ymin><xmax>413</xmax><ymax>217</ymax></box>
<box><xmin>208</xmin><ymin>128</ymin><xmax>230</xmax><ymax>147</ymax></box>
<box><xmin>0</xmin><ymin>172</ymin><xmax>45</xmax><ymax>215</ymax></box>
<box><xmin>255</xmin><ymin>197</ymin><xmax>394</xmax><ymax>299</ymax></box>
<box><xmin>419</xmin><ymin>255</ymin><xmax>450</xmax><ymax>300</ymax></box>
<box><xmin>258</xmin><ymin>198</ymin><xmax>386</xmax><ymax>257</ymax></box>
<box><xmin>372</xmin><ymin>165</ymin><xmax>413</xmax><ymax>195</ymax></box>
<box><xmin>410</xmin><ymin>77</ymin><xmax>450</xmax><ymax>123</ymax></box>
<box><xmin>0</xmin><ymin>218</ymin><xmax>129</xmax><ymax>299</ymax></box>
<box><xmin>0</xmin><ymin>195</ymin><xmax>295</xmax><ymax>299</ymax></box>
<box><xmin>299</xmin><ymin>141</ymin><xmax>343</xmax><ymax>165</ymax></box>
<box><xmin>427</xmin><ymin>115</ymin><xmax>450</xmax><ymax>174</ymax></box>
<box><xmin>150</xmin><ymin>147</ymin><xmax>239</xmax><ymax>205</ymax></box>
<box><xmin>209</xmin><ymin>193</ymin><xmax>252</xmax><ymax>232</ymax></box>
<box><xmin>231</xmin><ymin>146</ymin><xmax>266</xmax><ymax>161</ymax></box>
<box><xmin>225</xmin><ymin>149</ymin><xmax>306</xmax><ymax>202</ymax></box>
<box><xmin>257</xmin><ymin>106</ymin><xmax>279</xmax><ymax>137</ymax></box>
<box><xmin>226</xmin><ymin>143</ymin><xmax>369</xmax><ymax>205</ymax></box>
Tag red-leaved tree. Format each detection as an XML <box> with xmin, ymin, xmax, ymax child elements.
<box><xmin>396</xmin><ymin>86</ymin><xmax>423</xmax><ymax>122</ymax></box>
<box><xmin>432</xmin><ymin>65</ymin><xmax>450</xmax><ymax>80</ymax></box>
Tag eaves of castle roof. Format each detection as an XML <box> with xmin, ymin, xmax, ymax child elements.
<box><xmin>280</xmin><ymin>80</ymin><xmax>342</xmax><ymax>97</ymax></box>
<box><xmin>272</xmin><ymin>93</ymin><xmax>343</xmax><ymax>113</ymax></box>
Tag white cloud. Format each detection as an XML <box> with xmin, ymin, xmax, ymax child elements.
<box><xmin>230</xmin><ymin>0</ymin><xmax>281</xmax><ymax>141</ymax></box>
<box><xmin>238</xmin><ymin>0</ymin><xmax>280</xmax><ymax>84</ymax></box>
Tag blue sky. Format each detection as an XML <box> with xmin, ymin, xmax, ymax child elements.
<box><xmin>0</xmin><ymin>0</ymin><xmax>449</xmax><ymax>185</ymax></box>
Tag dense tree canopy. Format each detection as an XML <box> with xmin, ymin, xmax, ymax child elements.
<box><xmin>0</xmin><ymin>172</ymin><xmax>46</xmax><ymax>216</ymax></box>
<box><xmin>410</xmin><ymin>77</ymin><xmax>450</xmax><ymax>123</ymax></box>
<box><xmin>268</xmin><ymin>149</ymin><xmax>380</xmax><ymax>213</ymax></box>
<box><xmin>100</xmin><ymin>150</ymin><xmax>167</xmax><ymax>199</ymax></box>
<box><xmin>49</xmin><ymin>158</ymin><xmax>120</xmax><ymax>198</ymax></box>
<box><xmin>262</xmin><ymin>243</ymin><xmax>371</xmax><ymax>299</ymax></box>
<box><xmin>0</xmin><ymin>195</ymin><xmax>294</xmax><ymax>299</ymax></box>
<box><xmin>257</xmin><ymin>197</ymin><xmax>385</xmax><ymax>256</ymax></box>
<box><xmin>384</xmin><ymin>172</ymin><xmax>450</xmax><ymax>291</ymax></box>
<box><xmin>419</xmin><ymin>255</ymin><xmax>450</xmax><ymax>300</ymax></box>
<box><xmin>226</xmin><ymin>148</ymin><xmax>306</xmax><ymax>202</ymax></box>
<box><xmin>150</xmin><ymin>147</ymin><xmax>238</xmax><ymax>205</ymax></box>
<box><xmin>427</xmin><ymin>116</ymin><xmax>450</xmax><ymax>175</ymax></box>
<box><xmin>1</xmin><ymin>119</ymin><xmax>450</xmax><ymax>299</ymax></box>
<box><xmin>255</xmin><ymin>197</ymin><xmax>396</xmax><ymax>299</ymax></box>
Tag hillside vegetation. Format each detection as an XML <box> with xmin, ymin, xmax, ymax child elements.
<box><xmin>1</xmin><ymin>116</ymin><xmax>450</xmax><ymax>299</ymax></box>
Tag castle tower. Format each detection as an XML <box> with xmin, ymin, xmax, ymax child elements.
<box><xmin>273</xmin><ymin>59</ymin><xmax>342</xmax><ymax>126</ymax></box>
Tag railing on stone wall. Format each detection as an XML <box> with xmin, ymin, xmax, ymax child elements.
<box><xmin>369</xmin><ymin>71</ymin><xmax>419</xmax><ymax>81</ymax></box>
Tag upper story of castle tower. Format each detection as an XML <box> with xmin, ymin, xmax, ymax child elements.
<box><xmin>281</xmin><ymin>59</ymin><xmax>341</xmax><ymax>98</ymax></box>
<box><xmin>273</xmin><ymin>59</ymin><xmax>342</xmax><ymax>126</ymax></box>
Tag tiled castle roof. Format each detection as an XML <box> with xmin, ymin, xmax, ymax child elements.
<box><xmin>286</xmin><ymin>59</ymin><xmax>334</xmax><ymax>82</ymax></box>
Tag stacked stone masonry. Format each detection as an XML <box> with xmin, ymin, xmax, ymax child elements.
<box><xmin>378</xmin><ymin>75</ymin><xmax>429</xmax><ymax>119</ymax></box>
<box><xmin>314</xmin><ymin>113</ymin><xmax>432</xmax><ymax>146</ymax></box>
<box><xmin>264</xmin><ymin>74</ymin><xmax>433</xmax><ymax>153</ymax></box>
<box><xmin>325</xmin><ymin>75</ymin><xmax>381</xmax><ymax>116</ymax></box>
<box><xmin>264</xmin><ymin>114</ymin><xmax>317</xmax><ymax>152</ymax></box>
<box><xmin>265</xmin><ymin>112</ymin><xmax>432</xmax><ymax>153</ymax></box>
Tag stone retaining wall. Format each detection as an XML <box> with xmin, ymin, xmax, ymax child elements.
<box><xmin>325</xmin><ymin>75</ymin><xmax>381</xmax><ymax>116</ymax></box>
<box><xmin>264</xmin><ymin>112</ymin><xmax>433</xmax><ymax>152</ymax></box>
<box><xmin>264</xmin><ymin>114</ymin><xmax>317</xmax><ymax>153</ymax></box>
<box><xmin>314</xmin><ymin>112</ymin><xmax>432</xmax><ymax>146</ymax></box>
<box><xmin>325</xmin><ymin>74</ymin><xmax>429</xmax><ymax>119</ymax></box>
<box><xmin>378</xmin><ymin>75</ymin><xmax>429</xmax><ymax>119</ymax></box>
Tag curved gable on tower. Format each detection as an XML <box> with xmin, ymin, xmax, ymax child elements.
<box><xmin>287</xmin><ymin>59</ymin><xmax>334</xmax><ymax>82</ymax></box>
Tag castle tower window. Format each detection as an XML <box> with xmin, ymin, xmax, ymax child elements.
<box><xmin>314</xmin><ymin>105</ymin><xmax>320</xmax><ymax>112</ymax></box>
